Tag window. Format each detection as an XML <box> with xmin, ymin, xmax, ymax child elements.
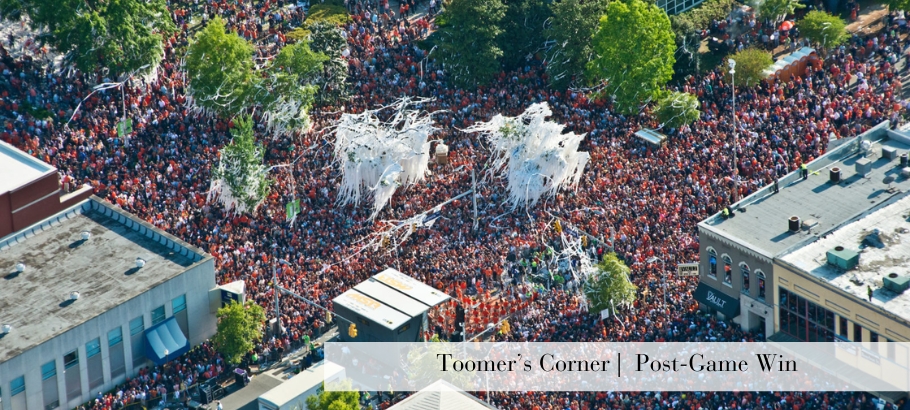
<box><xmin>109</xmin><ymin>327</ymin><xmax>123</xmax><ymax>346</ymax></box>
<box><xmin>778</xmin><ymin>288</ymin><xmax>835</xmax><ymax>342</ymax></box>
<box><xmin>172</xmin><ymin>294</ymin><xmax>187</xmax><ymax>313</ymax></box>
<box><xmin>130</xmin><ymin>316</ymin><xmax>145</xmax><ymax>335</ymax></box>
<box><xmin>871</xmin><ymin>331</ymin><xmax>879</xmax><ymax>343</ymax></box>
<box><xmin>741</xmin><ymin>263</ymin><xmax>750</xmax><ymax>294</ymax></box>
<box><xmin>722</xmin><ymin>255</ymin><xmax>732</xmax><ymax>284</ymax></box>
<box><xmin>86</xmin><ymin>338</ymin><xmax>101</xmax><ymax>358</ymax></box>
<box><xmin>11</xmin><ymin>376</ymin><xmax>25</xmax><ymax>395</ymax></box>
<box><xmin>41</xmin><ymin>361</ymin><xmax>57</xmax><ymax>380</ymax></box>
<box><xmin>839</xmin><ymin>316</ymin><xmax>848</xmax><ymax>337</ymax></box>
<box><xmin>708</xmin><ymin>248</ymin><xmax>717</xmax><ymax>278</ymax></box>
<box><xmin>854</xmin><ymin>323</ymin><xmax>863</xmax><ymax>342</ymax></box>
<box><xmin>755</xmin><ymin>271</ymin><xmax>766</xmax><ymax>299</ymax></box>
<box><xmin>151</xmin><ymin>305</ymin><xmax>166</xmax><ymax>325</ymax></box>
<box><xmin>63</xmin><ymin>350</ymin><xmax>78</xmax><ymax>369</ymax></box>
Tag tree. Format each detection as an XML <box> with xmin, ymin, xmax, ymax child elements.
<box><xmin>213</xmin><ymin>300</ymin><xmax>266</xmax><ymax>365</ymax></box>
<box><xmin>306</xmin><ymin>21</ymin><xmax>351</xmax><ymax>104</ymax></box>
<box><xmin>0</xmin><ymin>0</ymin><xmax>175</xmax><ymax>76</ymax></box>
<box><xmin>545</xmin><ymin>0</ymin><xmax>609</xmax><ymax>89</ymax></box>
<box><xmin>653</xmin><ymin>91</ymin><xmax>701</xmax><ymax>129</ymax></box>
<box><xmin>725</xmin><ymin>48</ymin><xmax>773</xmax><ymax>88</ymax></box>
<box><xmin>498</xmin><ymin>0</ymin><xmax>552</xmax><ymax>71</ymax></box>
<box><xmin>798</xmin><ymin>11</ymin><xmax>848</xmax><ymax>49</ymax></box>
<box><xmin>586</xmin><ymin>0</ymin><xmax>675</xmax><ymax>114</ymax></box>
<box><xmin>305</xmin><ymin>381</ymin><xmax>359</xmax><ymax>410</ymax></box>
<box><xmin>208</xmin><ymin>116</ymin><xmax>272</xmax><ymax>215</ymax></box>
<box><xmin>256</xmin><ymin>41</ymin><xmax>326</xmax><ymax>134</ymax></box>
<box><xmin>749</xmin><ymin>0</ymin><xmax>803</xmax><ymax>23</ymax></box>
<box><xmin>583</xmin><ymin>252</ymin><xmax>637</xmax><ymax>314</ymax></box>
<box><xmin>434</xmin><ymin>0</ymin><xmax>507</xmax><ymax>87</ymax></box>
<box><xmin>886</xmin><ymin>0</ymin><xmax>910</xmax><ymax>11</ymax></box>
<box><xmin>186</xmin><ymin>17</ymin><xmax>256</xmax><ymax>117</ymax></box>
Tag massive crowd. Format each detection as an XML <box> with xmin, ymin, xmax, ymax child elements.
<box><xmin>1</xmin><ymin>0</ymin><xmax>908</xmax><ymax>408</ymax></box>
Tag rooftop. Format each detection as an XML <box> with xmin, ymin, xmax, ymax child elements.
<box><xmin>372</xmin><ymin>268</ymin><xmax>450</xmax><ymax>308</ymax></box>
<box><xmin>388</xmin><ymin>380</ymin><xmax>496</xmax><ymax>410</ymax></box>
<box><xmin>0</xmin><ymin>140</ymin><xmax>55</xmax><ymax>194</ymax></box>
<box><xmin>780</xmin><ymin>193</ymin><xmax>910</xmax><ymax>324</ymax></box>
<box><xmin>699</xmin><ymin>122</ymin><xmax>910</xmax><ymax>258</ymax></box>
<box><xmin>333</xmin><ymin>289</ymin><xmax>411</xmax><ymax>330</ymax></box>
<box><xmin>0</xmin><ymin>197</ymin><xmax>210</xmax><ymax>364</ymax></box>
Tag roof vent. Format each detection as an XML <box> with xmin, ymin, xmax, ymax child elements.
<box><xmin>884</xmin><ymin>273</ymin><xmax>910</xmax><ymax>293</ymax></box>
<box><xmin>827</xmin><ymin>246</ymin><xmax>860</xmax><ymax>270</ymax></box>
<box><xmin>829</xmin><ymin>167</ymin><xmax>841</xmax><ymax>183</ymax></box>
<box><xmin>136</xmin><ymin>258</ymin><xmax>146</xmax><ymax>268</ymax></box>
<box><xmin>789</xmin><ymin>216</ymin><xmax>800</xmax><ymax>232</ymax></box>
<box><xmin>81</xmin><ymin>231</ymin><xmax>91</xmax><ymax>240</ymax></box>
<box><xmin>15</xmin><ymin>263</ymin><xmax>25</xmax><ymax>272</ymax></box>
<box><xmin>1</xmin><ymin>324</ymin><xmax>11</xmax><ymax>334</ymax></box>
<box><xmin>69</xmin><ymin>291</ymin><xmax>80</xmax><ymax>301</ymax></box>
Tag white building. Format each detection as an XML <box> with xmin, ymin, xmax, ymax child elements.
<box><xmin>0</xmin><ymin>196</ymin><xmax>217</xmax><ymax>410</ymax></box>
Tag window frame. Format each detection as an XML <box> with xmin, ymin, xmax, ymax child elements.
<box><xmin>172</xmin><ymin>294</ymin><xmax>187</xmax><ymax>314</ymax></box>
<box><xmin>707</xmin><ymin>248</ymin><xmax>717</xmax><ymax>278</ymax></box>
<box><xmin>721</xmin><ymin>255</ymin><xmax>733</xmax><ymax>285</ymax></box>
<box><xmin>41</xmin><ymin>361</ymin><xmax>57</xmax><ymax>380</ymax></box>
<box><xmin>740</xmin><ymin>263</ymin><xmax>750</xmax><ymax>293</ymax></box>
<box><xmin>63</xmin><ymin>350</ymin><xmax>79</xmax><ymax>369</ymax></box>
<box><xmin>756</xmin><ymin>270</ymin><xmax>766</xmax><ymax>299</ymax></box>
<box><xmin>86</xmin><ymin>338</ymin><xmax>102</xmax><ymax>358</ymax></box>
<box><xmin>130</xmin><ymin>316</ymin><xmax>145</xmax><ymax>336</ymax></box>
<box><xmin>109</xmin><ymin>327</ymin><xmax>123</xmax><ymax>346</ymax></box>
<box><xmin>151</xmin><ymin>305</ymin><xmax>166</xmax><ymax>325</ymax></box>
<box><xmin>11</xmin><ymin>375</ymin><xmax>26</xmax><ymax>396</ymax></box>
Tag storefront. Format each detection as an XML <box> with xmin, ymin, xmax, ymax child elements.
<box><xmin>694</xmin><ymin>283</ymin><xmax>741</xmax><ymax>320</ymax></box>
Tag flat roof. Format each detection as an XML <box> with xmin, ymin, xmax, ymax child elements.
<box><xmin>373</xmin><ymin>268</ymin><xmax>450</xmax><ymax>308</ymax></box>
<box><xmin>388</xmin><ymin>380</ymin><xmax>495</xmax><ymax>410</ymax></box>
<box><xmin>699</xmin><ymin>123</ymin><xmax>910</xmax><ymax>257</ymax></box>
<box><xmin>780</xmin><ymin>193</ymin><xmax>910</xmax><ymax>325</ymax></box>
<box><xmin>0</xmin><ymin>140</ymin><xmax>55</xmax><ymax>194</ymax></box>
<box><xmin>258</xmin><ymin>361</ymin><xmax>345</xmax><ymax>406</ymax></box>
<box><xmin>354</xmin><ymin>279</ymin><xmax>430</xmax><ymax>318</ymax></box>
<box><xmin>333</xmin><ymin>289</ymin><xmax>411</xmax><ymax>330</ymax></box>
<box><xmin>0</xmin><ymin>197</ymin><xmax>209</xmax><ymax>364</ymax></box>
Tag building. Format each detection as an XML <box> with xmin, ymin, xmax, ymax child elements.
<box><xmin>257</xmin><ymin>361</ymin><xmax>346</xmax><ymax>410</ymax></box>
<box><xmin>386</xmin><ymin>380</ymin><xmax>496</xmax><ymax>410</ymax></box>
<box><xmin>696</xmin><ymin>121</ymin><xmax>905</xmax><ymax>336</ymax></box>
<box><xmin>0</xmin><ymin>140</ymin><xmax>92</xmax><ymax>238</ymax></box>
<box><xmin>0</xmin><ymin>196</ymin><xmax>217</xmax><ymax>410</ymax></box>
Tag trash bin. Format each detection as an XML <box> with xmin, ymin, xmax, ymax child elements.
<box><xmin>234</xmin><ymin>368</ymin><xmax>246</xmax><ymax>386</ymax></box>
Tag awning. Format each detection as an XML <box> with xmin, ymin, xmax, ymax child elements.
<box><xmin>693</xmin><ymin>283</ymin><xmax>741</xmax><ymax>318</ymax></box>
<box><xmin>144</xmin><ymin>317</ymin><xmax>189</xmax><ymax>365</ymax></box>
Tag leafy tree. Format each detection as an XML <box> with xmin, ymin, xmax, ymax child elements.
<box><xmin>725</xmin><ymin>48</ymin><xmax>773</xmax><ymax>88</ymax></box>
<box><xmin>545</xmin><ymin>0</ymin><xmax>609</xmax><ymax>89</ymax></box>
<box><xmin>307</xmin><ymin>21</ymin><xmax>351</xmax><ymax>104</ymax></box>
<box><xmin>583</xmin><ymin>252</ymin><xmax>637</xmax><ymax>314</ymax></box>
<box><xmin>255</xmin><ymin>41</ymin><xmax>326</xmax><ymax>132</ymax></box>
<box><xmin>213</xmin><ymin>300</ymin><xmax>266</xmax><ymax>365</ymax></box>
<box><xmin>186</xmin><ymin>17</ymin><xmax>256</xmax><ymax>117</ymax></box>
<box><xmin>798</xmin><ymin>11</ymin><xmax>848</xmax><ymax>49</ymax></box>
<box><xmin>304</xmin><ymin>2</ymin><xmax>353</xmax><ymax>26</ymax></box>
<box><xmin>749</xmin><ymin>0</ymin><xmax>803</xmax><ymax>23</ymax></box>
<box><xmin>305</xmin><ymin>381</ymin><xmax>360</xmax><ymax>410</ymax></box>
<box><xmin>498</xmin><ymin>0</ymin><xmax>552</xmax><ymax>71</ymax></box>
<box><xmin>0</xmin><ymin>0</ymin><xmax>175</xmax><ymax>76</ymax></box>
<box><xmin>654</xmin><ymin>91</ymin><xmax>701</xmax><ymax>128</ymax></box>
<box><xmin>586</xmin><ymin>0</ymin><xmax>675</xmax><ymax>114</ymax></box>
<box><xmin>669</xmin><ymin>0</ymin><xmax>735</xmax><ymax>76</ymax></box>
<box><xmin>208</xmin><ymin>116</ymin><xmax>271</xmax><ymax>215</ymax></box>
<box><xmin>434</xmin><ymin>0</ymin><xmax>507</xmax><ymax>87</ymax></box>
<box><xmin>886</xmin><ymin>0</ymin><xmax>910</xmax><ymax>11</ymax></box>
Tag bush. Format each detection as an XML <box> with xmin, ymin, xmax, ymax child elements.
<box><xmin>305</xmin><ymin>3</ymin><xmax>352</xmax><ymax>27</ymax></box>
<box><xmin>286</xmin><ymin>27</ymin><xmax>311</xmax><ymax>43</ymax></box>
<box><xmin>654</xmin><ymin>91</ymin><xmax>701</xmax><ymax>128</ymax></box>
<box><xmin>670</xmin><ymin>0</ymin><xmax>735</xmax><ymax>39</ymax></box>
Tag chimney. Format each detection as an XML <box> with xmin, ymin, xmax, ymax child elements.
<box><xmin>829</xmin><ymin>167</ymin><xmax>841</xmax><ymax>183</ymax></box>
<box><xmin>789</xmin><ymin>216</ymin><xmax>800</xmax><ymax>232</ymax></box>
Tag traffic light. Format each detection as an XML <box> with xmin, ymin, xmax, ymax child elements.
<box><xmin>326</xmin><ymin>311</ymin><xmax>333</xmax><ymax>323</ymax></box>
<box><xmin>553</xmin><ymin>220</ymin><xmax>562</xmax><ymax>234</ymax></box>
<box><xmin>348</xmin><ymin>323</ymin><xmax>358</xmax><ymax>338</ymax></box>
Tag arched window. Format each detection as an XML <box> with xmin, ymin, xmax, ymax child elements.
<box><xmin>756</xmin><ymin>270</ymin><xmax>766</xmax><ymax>300</ymax></box>
<box><xmin>741</xmin><ymin>263</ymin><xmax>750</xmax><ymax>294</ymax></box>
<box><xmin>723</xmin><ymin>255</ymin><xmax>733</xmax><ymax>284</ymax></box>
<box><xmin>708</xmin><ymin>248</ymin><xmax>717</xmax><ymax>278</ymax></box>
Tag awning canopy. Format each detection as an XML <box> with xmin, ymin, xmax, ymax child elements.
<box><xmin>144</xmin><ymin>317</ymin><xmax>189</xmax><ymax>365</ymax></box>
<box><xmin>693</xmin><ymin>283</ymin><xmax>741</xmax><ymax>318</ymax></box>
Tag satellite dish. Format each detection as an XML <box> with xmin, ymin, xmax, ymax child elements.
<box><xmin>884</xmin><ymin>175</ymin><xmax>897</xmax><ymax>190</ymax></box>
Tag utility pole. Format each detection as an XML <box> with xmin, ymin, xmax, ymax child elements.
<box><xmin>274</xmin><ymin>258</ymin><xmax>291</xmax><ymax>336</ymax></box>
<box><xmin>472</xmin><ymin>169</ymin><xmax>478</xmax><ymax>232</ymax></box>
<box><xmin>729</xmin><ymin>58</ymin><xmax>738</xmax><ymax>203</ymax></box>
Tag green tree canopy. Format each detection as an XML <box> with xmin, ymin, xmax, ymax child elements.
<box><xmin>305</xmin><ymin>381</ymin><xmax>360</xmax><ymax>410</ymax></box>
<box><xmin>544</xmin><ymin>0</ymin><xmax>609</xmax><ymax>89</ymax></box>
<box><xmin>583</xmin><ymin>252</ymin><xmax>637</xmax><ymax>314</ymax></box>
<box><xmin>586</xmin><ymin>0</ymin><xmax>675</xmax><ymax>114</ymax></box>
<box><xmin>498</xmin><ymin>0</ymin><xmax>552</xmax><ymax>71</ymax></box>
<box><xmin>725</xmin><ymin>48</ymin><xmax>773</xmax><ymax>88</ymax></box>
<box><xmin>654</xmin><ymin>91</ymin><xmax>701</xmax><ymax>129</ymax></box>
<box><xmin>213</xmin><ymin>300</ymin><xmax>266</xmax><ymax>365</ymax></box>
<box><xmin>434</xmin><ymin>0</ymin><xmax>507</xmax><ymax>87</ymax></box>
<box><xmin>749</xmin><ymin>0</ymin><xmax>803</xmax><ymax>22</ymax></box>
<box><xmin>0</xmin><ymin>0</ymin><xmax>175</xmax><ymax>76</ymax></box>
<box><xmin>798</xmin><ymin>11</ymin><xmax>848</xmax><ymax>49</ymax></box>
<box><xmin>209</xmin><ymin>116</ymin><xmax>271</xmax><ymax>215</ymax></box>
<box><xmin>887</xmin><ymin>0</ymin><xmax>910</xmax><ymax>11</ymax></box>
<box><xmin>186</xmin><ymin>17</ymin><xmax>256</xmax><ymax>117</ymax></box>
<box><xmin>306</xmin><ymin>21</ymin><xmax>351</xmax><ymax>104</ymax></box>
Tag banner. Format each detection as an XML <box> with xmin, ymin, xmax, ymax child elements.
<box><xmin>286</xmin><ymin>198</ymin><xmax>301</xmax><ymax>222</ymax></box>
<box><xmin>117</xmin><ymin>118</ymin><xmax>133</xmax><ymax>137</ymax></box>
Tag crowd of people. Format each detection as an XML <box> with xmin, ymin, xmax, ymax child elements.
<box><xmin>1</xmin><ymin>0</ymin><xmax>908</xmax><ymax>408</ymax></box>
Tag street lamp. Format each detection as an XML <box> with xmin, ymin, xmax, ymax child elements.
<box><xmin>646</xmin><ymin>256</ymin><xmax>667</xmax><ymax>306</ymax></box>
<box><xmin>728</xmin><ymin>58</ymin><xmax>738</xmax><ymax>203</ymax></box>
<box><xmin>273</xmin><ymin>258</ymin><xmax>291</xmax><ymax>337</ymax></box>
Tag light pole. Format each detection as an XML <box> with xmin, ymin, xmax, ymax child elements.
<box><xmin>273</xmin><ymin>258</ymin><xmax>291</xmax><ymax>336</ymax></box>
<box><xmin>646</xmin><ymin>256</ymin><xmax>667</xmax><ymax>306</ymax></box>
<box><xmin>728</xmin><ymin>58</ymin><xmax>738</xmax><ymax>203</ymax></box>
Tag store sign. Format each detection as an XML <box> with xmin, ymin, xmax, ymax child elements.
<box><xmin>678</xmin><ymin>263</ymin><xmax>699</xmax><ymax>277</ymax></box>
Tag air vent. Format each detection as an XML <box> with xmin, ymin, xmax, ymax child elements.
<box><xmin>883</xmin><ymin>273</ymin><xmax>910</xmax><ymax>293</ymax></box>
<box><xmin>827</xmin><ymin>246</ymin><xmax>859</xmax><ymax>270</ymax></box>
<box><xmin>15</xmin><ymin>263</ymin><xmax>25</xmax><ymax>272</ymax></box>
<box><xmin>802</xmin><ymin>219</ymin><xmax>819</xmax><ymax>230</ymax></box>
<box><xmin>69</xmin><ymin>291</ymin><xmax>80</xmax><ymax>301</ymax></box>
<box><xmin>136</xmin><ymin>258</ymin><xmax>146</xmax><ymax>268</ymax></box>
<box><xmin>830</xmin><ymin>167</ymin><xmax>841</xmax><ymax>183</ymax></box>
<box><xmin>1</xmin><ymin>324</ymin><xmax>11</xmax><ymax>334</ymax></box>
<box><xmin>81</xmin><ymin>231</ymin><xmax>91</xmax><ymax>240</ymax></box>
<box><xmin>789</xmin><ymin>216</ymin><xmax>800</xmax><ymax>232</ymax></box>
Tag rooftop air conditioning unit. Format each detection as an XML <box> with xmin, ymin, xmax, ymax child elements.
<box><xmin>883</xmin><ymin>273</ymin><xmax>910</xmax><ymax>293</ymax></box>
<box><xmin>136</xmin><ymin>258</ymin><xmax>146</xmax><ymax>268</ymax></box>
<box><xmin>15</xmin><ymin>263</ymin><xmax>25</xmax><ymax>272</ymax></box>
<box><xmin>69</xmin><ymin>291</ymin><xmax>80</xmax><ymax>301</ymax></box>
<box><xmin>1</xmin><ymin>324</ymin><xmax>11</xmax><ymax>334</ymax></box>
<box><xmin>826</xmin><ymin>246</ymin><xmax>859</xmax><ymax>271</ymax></box>
<box><xmin>81</xmin><ymin>231</ymin><xmax>91</xmax><ymax>240</ymax></box>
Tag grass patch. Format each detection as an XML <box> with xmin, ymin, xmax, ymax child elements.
<box><xmin>305</xmin><ymin>2</ymin><xmax>352</xmax><ymax>27</ymax></box>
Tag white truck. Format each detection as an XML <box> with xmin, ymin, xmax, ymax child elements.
<box><xmin>257</xmin><ymin>361</ymin><xmax>346</xmax><ymax>410</ymax></box>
